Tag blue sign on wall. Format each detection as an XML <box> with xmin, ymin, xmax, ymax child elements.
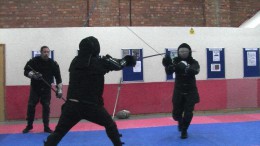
<box><xmin>243</xmin><ymin>48</ymin><xmax>260</xmax><ymax>77</ymax></box>
<box><xmin>122</xmin><ymin>49</ymin><xmax>143</xmax><ymax>82</ymax></box>
<box><xmin>207</xmin><ymin>48</ymin><xmax>225</xmax><ymax>79</ymax></box>
<box><xmin>165</xmin><ymin>48</ymin><xmax>177</xmax><ymax>81</ymax></box>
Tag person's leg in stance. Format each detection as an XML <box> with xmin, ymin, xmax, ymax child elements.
<box><xmin>44</xmin><ymin>101</ymin><xmax>80</xmax><ymax>146</ymax></box>
<box><xmin>172</xmin><ymin>105</ymin><xmax>184</xmax><ymax>132</ymax></box>
<box><xmin>181</xmin><ymin>98</ymin><xmax>195</xmax><ymax>139</ymax></box>
<box><xmin>172</xmin><ymin>91</ymin><xmax>185</xmax><ymax>132</ymax></box>
<box><xmin>40</xmin><ymin>89</ymin><xmax>52</xmax><ymax>133</ymax></box>
<box><xmin>86</xmin><ymin>106</ymin><xmax>124</xmax><ymax>146</ymax></box>
<box><xmin>23</xmin><ymin>88</ymin><xmax>40</xmax><ymax>133</ymax></box>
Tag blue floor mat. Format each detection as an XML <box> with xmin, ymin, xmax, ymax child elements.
<box><xmin>0</xmin><ymin>121</ymin><xmax>259</xmax><ymax>146</ymax></box>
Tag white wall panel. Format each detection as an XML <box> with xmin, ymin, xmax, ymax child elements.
<box><xmin>0</xmin><ymin>27</ymin><xmax>259</xmax><ymax>85</ymax></box>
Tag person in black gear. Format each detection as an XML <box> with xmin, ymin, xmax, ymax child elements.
<box><xmin>23</xmin><ymin>46</ymin><xmax>63</xmax><ymax>134</ymax></box>
<box><xmin>44</xmin><ymin>36</ymin><xmax>136</xmax><ymax>146</ymax></box>
<box><xmin>162</xmin><ymin>43</ymin><xmax>200</xmax><ymax>139</ymax></box>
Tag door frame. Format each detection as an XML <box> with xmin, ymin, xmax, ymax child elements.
<box><xmin>0</xmin><ymin>44</ymin><xmax>6</xmax><ymax>121</ymax></box>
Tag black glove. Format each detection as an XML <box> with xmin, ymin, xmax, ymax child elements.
<box><xmin>105</xmin><ymin>54</ymin><xmax>112</xmax><ymax>59</ymax></box>
<box><xmin>162</xmin><ymin>55</ymin><xmax>173</xmax><ymax>67</ymax></box>
<box><xmin>165</xmin><ymin>65</ymin><xmax>175</xmax><ymax>75</ymax></box>
<box><xmin>176</xmin><ymin>61</ymin><xmax>189</xmax><ymax>73</ymax></box>
<box><xmin>28</xmin><ymin>71</ymin><xmax>42</xmax><ymax>80</ymax></box>
<box><xmin>123</xmin><ymin>55</ymin><xmax>136</xmax><ymax>67</ymax></box>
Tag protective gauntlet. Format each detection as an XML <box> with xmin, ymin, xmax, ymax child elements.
<box><xmin>104</xmin><ymin>54</ymin><xmax>136</xmax><ymax>70</ymax></box>
<box><xmin>162</xmin><ymin>55</ymin><xmax>173</xmax><ymax>67</ymax></box>
<box><xmin>28</xmin><ymin>71</ymin><xmax>42</xmax><ymax>80</ymax></box>
<box><xmin>56</xmin><ymin>83</ymin><xmax>63</xmax><ymax>98</ymax></box>
<box><xmin>121</xmin><ymin>55</ymin><xmax>136</xmax><ymax>67</ymax></box>
<box><xmin>176</xmin><ymin>61</ymin><xmax>190</xmax><ymax>74</ymax></box>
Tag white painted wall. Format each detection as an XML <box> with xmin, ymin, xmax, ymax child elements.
<box><xmin>0</xmin><ymin>27</ymin><xmax>259</xmax><ymax>85</ymax></box>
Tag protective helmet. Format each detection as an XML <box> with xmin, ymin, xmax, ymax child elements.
<box><xmin>177</xmin><ymin>43</ymin><xmax>192</xmax><ymax>56</ymax></box>
<box><xmin>79</xmin><ymin>36</ymin><xmax>100</xmax><ymax>57</ymax></box>
<box><xmin>177</xmin><ymin>43</ymin><xmax>193</xmax><ymax>61</ymax></box>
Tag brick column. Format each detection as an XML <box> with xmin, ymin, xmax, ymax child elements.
<box><xmin>204</xmin><ymin>0</ymin><xmax>231</xmax><ymax>27</ymax></box>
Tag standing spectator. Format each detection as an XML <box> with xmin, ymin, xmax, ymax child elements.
<box><xmin>23</xmin><ymin>46</ymin><xmax>63</xmax><ymax>133</ymax></box>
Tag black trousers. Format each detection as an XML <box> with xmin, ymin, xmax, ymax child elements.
<box><xmin>45</xmin><ymin>100</ymin><xmax>123</xmax><ymax>146</ymax></box>
<box><xmin>172</xmin><ymin>89</ymin><xmax>196</xmax><ymax>131</ymax></box>
<box><xmin>26</xmin><ymin>87</ymin><xmax>51</xmax><ymax>127</ymax></box>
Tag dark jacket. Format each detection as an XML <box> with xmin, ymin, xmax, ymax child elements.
<box><xmin>24</xmin><ymin>56</ymin><xmax>62</xmax><ymax>90</ymax></box>
<box><xmin>66</xmin><ymin>56</ymin><xmax>122</xmax><ymax>106</ymax></box>
<box><xmin>172</xmin><ymin>57</ymin><xmax>200</xmax><ymax>92</ymax></box>
<box><xmin>165</xmin><ymin>43</ymin><xmax>200</xmax><ymax>103</ymax></box>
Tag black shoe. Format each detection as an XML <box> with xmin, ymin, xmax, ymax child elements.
<box><xmin>181</xmin><ymin>130</ymin><xmax>188</xmax><ymax>139</ymax></box>
<box><xmin>22</xmin><ymin>126</ymin><xmax>33</xmax><ymax>133</ymax></box>
<box><xmin>44</xmin><ymin>127</ymin><xmax>53</xmax><ymax>133</ymax></box>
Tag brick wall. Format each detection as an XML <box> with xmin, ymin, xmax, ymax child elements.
<box><xmin>0</xmin><ymin>0</ymin><xmax>88</xmax><ymax>28</ymax></box>
<box><xmin>230</xmin><ymin>0</ymin><xmax>260</xmax><ymax>27</ymax></box>
<box><xmin>0</xmin><ymin>0</ymin><xmax>259</xmax><ymax>28</ymax></box>
<box><xmin>204</xmin><ymin>0</ymin><xmax>231</xmax><ymax>27</ymax></box>
<box><xmin>129</xmin><ymin>0</ymin><xmax>205</xmax><ymax>26</ymax></box>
